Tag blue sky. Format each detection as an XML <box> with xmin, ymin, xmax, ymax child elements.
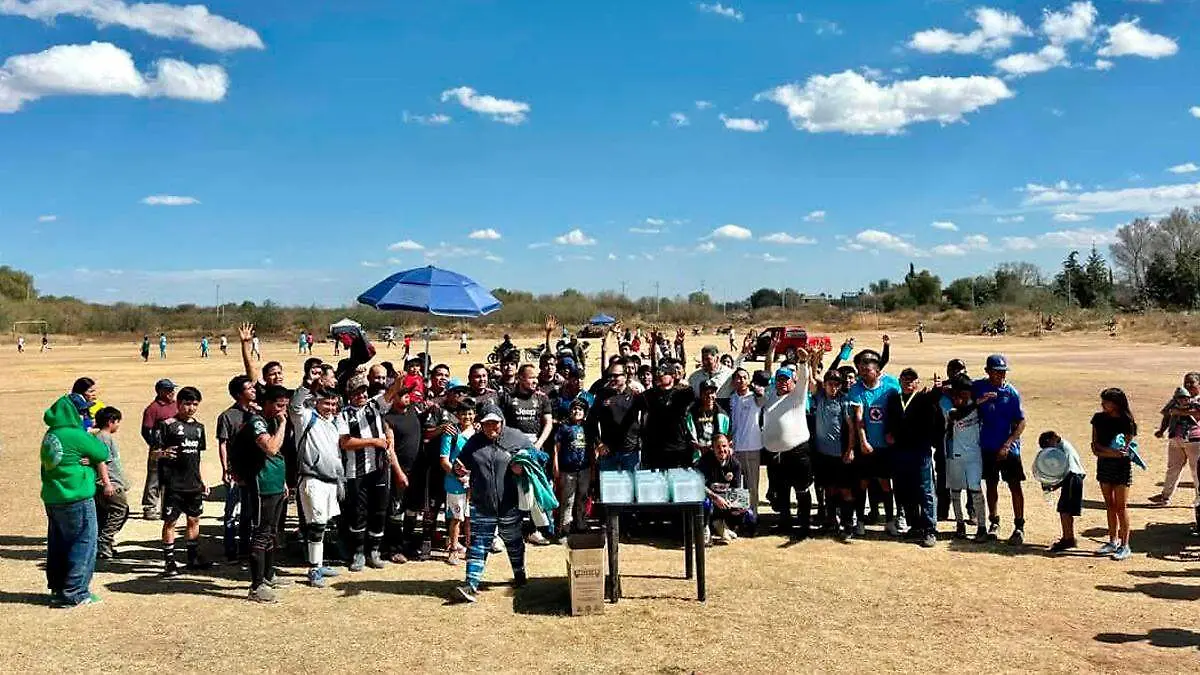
<box><xmin>2</xmin><ymin>0</ymin><xmax>1199</xmax><ymax>306</ymax></box>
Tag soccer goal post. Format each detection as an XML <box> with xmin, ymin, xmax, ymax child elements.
<box><xmin>12</xmin><ymin>320</ymin><xmax>48</xmax><ymax>336</ymax></box>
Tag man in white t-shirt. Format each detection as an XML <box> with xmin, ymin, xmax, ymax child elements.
<box><xmin>728</xmin><ymin>367</ymin><xmax>765</xmax><ymax>531</ymax></box>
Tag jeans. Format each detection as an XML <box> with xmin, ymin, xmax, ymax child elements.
<box><xmin>895</xmin><ymin>450</ymin><xmax>937</xmax><ymax>533</ymax></box>
<box><xmin>1161</xmin><ymin>438</ymin><xmax>1200</xmax><ymax>506</ymax></box>
<box><xmin>95</xmin><ymin>488</ymin><xmax>129</xmax><ymax>556</ymax></box>
<box><xmin>598</xmin><ymin>450</ymin><xmax>640</xmax><ymax>472</ymax></box>
<box><xmin>45</xmin><ymin>499</ymin><xmax>98</xmax><ymax>605</ymax></box>
<box><xmin>465</xmin><ymin>509</ymin><xmax>525</xmax><ymax>591</ymax></box>
<box><xmin>140</xmin><ymin>451</ymin><xmax>161</xmax><ymax>515</ymax></box>
<box><xmin>558</xmin><ymin>467</ymin><xmax>591</xmax><ymax>532</ymax></box>
<box><xmin>934</xmin><ymin>445</ymin><xmax>950</xmax><ymax>521</ymax></box>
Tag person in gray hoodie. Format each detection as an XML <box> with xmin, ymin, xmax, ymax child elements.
<box><xmin>452</xmin><ymin>405</ymin><xmax>531</xmax><ymax>604</ymax></box>
<box><xmin>290</xmin><ymin>385</ymin><xmax>345</xmax><ymax>588</ymax></box>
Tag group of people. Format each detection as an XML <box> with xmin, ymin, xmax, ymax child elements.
<box><xmin>37</xmin><ymin>318</ymin><xmax>1200</xmax><ymax>609</ymax></box>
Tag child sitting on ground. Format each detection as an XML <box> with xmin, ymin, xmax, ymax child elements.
<box><xmin>1038</xmin><ymin>430</ymin><xmax>1086</xmax><ymax>552</ymax></box>
<box><xmin>697</xmin><ymin>433</ymin><xmax>744</xmax><ymax>545</ymax></box>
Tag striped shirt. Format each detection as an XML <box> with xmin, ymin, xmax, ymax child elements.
<box><xmin>335</xmin><ymin>398</ymin><xmax>389</xmax><ymax>479</ymax></box>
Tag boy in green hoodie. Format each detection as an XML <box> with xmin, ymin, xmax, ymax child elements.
<box><xmin>41</xmin><ymin>395</ymin><xmax>110</xmax><ymax>607</ymax></box>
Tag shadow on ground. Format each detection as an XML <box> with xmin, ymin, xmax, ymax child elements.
<box><xmin>1095</xmin><ymin>628</ymin><xmax>1200</xmax><ymax>650</ymax></box>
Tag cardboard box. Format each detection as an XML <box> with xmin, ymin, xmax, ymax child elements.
<box><xmin>566</xmin><ymin>532</ymin><xmax>606</xmax><ymax>616</ymax></box>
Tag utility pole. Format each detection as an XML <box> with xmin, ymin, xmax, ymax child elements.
<box><xmin>620</xmin><ymin>280</ymin><xmax>627</xmax><ymax>298</ymax></box>
<box><xmin>654</xmin><ymin>281</ymin><xmax>661</xmax><ymax>315</ymax></box>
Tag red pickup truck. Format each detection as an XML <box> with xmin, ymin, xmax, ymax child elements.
<box><xmin>747</xmin><ymin>326</ymin><xmax>832</xmax><ymax>362</ymax></box>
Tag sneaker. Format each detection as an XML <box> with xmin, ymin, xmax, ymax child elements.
<box><xmin>703</xmin><ymin>529</ymin><xmax>713</xmax><ymax>547</ymax></box>
<box><xmin>1049</xmin><ymin>538</ymin><xmax>1076</xmax><ymax>553</ymax></box>
<box><xmin>367</xmin><ymin>551</ymin><xmax>387</xmax><ymax>569</ymax></box>
<box><xmin>955</xmin><ymin>522</ymin><xmax>967</xmax><ymax>539</ymax></box>
<box><xmin>490</xmin><ymin>536</ymin><xmax>504</xmax><ymax>554</ymax></box>
<box><xmin>712</xmin><ymin>534</ymin><xmax>729</xmax><ymax>546</ymax></box>
<box><xmin>416</xmin><ymin>540</ymin><xmax>433</xmax><ymax>562</ymax></box>
<box><xmin>349</xmin><ymin>553</ymin><xmax>365</xmax><ymax>572</ymax></box>
<box><xmin>921</xmin><ymin>532</ymin><xmax>937</xmax><ymax>548</ymax></box>
<box><xmin>1007</xmin><ymin>529</ymin><xmax>1025</xmax><ymax>546</ymax></box>
<box><xmin>185</xmin><ymin>557</ymin><xmax>213</xmax><ymax>571</ymax></box>
<box><xmin>838</xmin><ymin>528</ymin><xmax>853</xmax><ymax>543</ymax></box>
<box><xmin>895</xmin><ymin>515</ymin><xmax>909</xmax><ymax>532</ymax></box>
<box><xmin>526</xmin><ymin>531</ymin><xmax>550</xmax><ymax>546</ymax></box>
<box><xmin>263</xmin><ymin>575</ymin><xmax>294</xmax><ymax>589</ymax></box>
<box><xmin>1111</xmin><ymin>544</ymin><xmax>1132</xmax><ymax>561</ymax></box>
<box><xmin>317</xmin><ymin>566</ymin><xmax>340</xmax><ymax>578</ymax></box>
<box><xmin>248</xmin><ymin>585</ymin><xmax>278</xmax><ymax>603</ymax></box>
<box><xmin>163</xmin><ymin>561</ymin><xmax>180</xmax><ymax>578</ymax></box>
<box><xmin>1096</xmin><ymin>540</ymin><xmax>1119</xmax><ymax>555</ymax></box>
<box><xmin>69</xmin><ymin>593</ymin><xmax>102</xmax><ymax>608</ymax></box>
<box><xmin>725</xmin><ymin>529</ymin><xmax>739</xmax><ymax>542</ymax></box>
<box><xmin>446</xmin><ymin>551</ymin><xmax>462</xmax><ymax>566</ymax></box>
<box><xmin>885</xmin><ymin>519</ymin><xmax>906</xmax><ymax>537</ymax></box>
<box><xmin>1147</xmin><ymin>493</ymin><xmax>1168</xmax><ymax>504</ymax></box>
<box><xmin>307</xmin><ymin>568</ymin><xmax>326</xmax><ymax>588</ymax></box>
<box><xmin>512</xmin><ymin>571</ymin><xmax>528</xmax><ymax>588</ymax></box>
<box><xmin>987</xmin><ymin>519</ymin><xmax>1000</xmax><ymax>536</ymax></box>
<box><xmin>453</xmin><ymin>585</ymin><xmax>477</xmax><ymax>603</ymax></box>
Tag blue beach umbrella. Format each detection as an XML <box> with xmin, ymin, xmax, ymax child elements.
<box><xmin>589</xmin><ymin>313</ymin><xmax>616</xmax><ymax>326</ymax></box>
<box><xmin>358</xmin><ymin>266</ymin><xmax>502</xmax><ymax>372</ymax></box>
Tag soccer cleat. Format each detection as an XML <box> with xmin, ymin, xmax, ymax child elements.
<box><xmin>349</xmin><ymin>553</ymin><xmax>365</xmax><ymax>572</ymax></box>
<box><xmin>163</xmin><ymin>560</ymin><xmax>180</xmax><ymax>578</ymax></box>
<box><xmin>366</xmin><ymin>550</ymin><xmax>387</xmax><ymax>569</ymax></box>
<box><xmin>453</xmin><ymin>585</ymin><xmax>478</xmax><ymax>603</ymax></box>
<box><xmin>1111</xmin><ymin>544</ymin><xmax>1132</xmax><ymax>561</ymax></box>
<box><xmin>987</xmin><ymin>519</ymin><xmax>1000</xmax><ymax>536</ymax></box>
<box><xmin>1007</xmin><ymin>529</ymin><xmax>1025</xmax><ymax>546</ymax></box>
<box><xmin>247</xmin><ymin>585</ymin><xmax>278</xmax><ymax>603</ymax></box>
<box><xmin>307</xmin><ymin>568</ymin><xmax>326</xmax><ymax>588</ymax></box>
<box><xmin>974</xmin><ymin>526</ymin><xmax>988</xmax><ymax>542</ymax></box>
<box><xmin>416</xmin><ymin>540</ymin><xmax>433</xmax><ymax>562</ymax></box>
<box><xmin>512</xmin><ymin>571</ymin><xmax>528</xmax><ymax>588</ymax></box>
<box><xmin>955</xmin><ymin>522</ymin><xmax>968</xmax><ymax>539</ymax></box>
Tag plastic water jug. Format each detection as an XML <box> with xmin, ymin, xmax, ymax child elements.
<box><xmin>634</xmin><ymin>470</ymin><xmax>669</xmax><ymax>504</ymax></box>
<box><xmin>668</xmin><ymin>469</ymin><xmax>706</xmax><ymax>503</ymax></box>
<box><xmin>599</xmin><ymin>470</ymin><xmax>634</xmax><ymax>504</ymax></box>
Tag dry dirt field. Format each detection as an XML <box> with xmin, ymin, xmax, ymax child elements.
<box><xmin>1</xmin><ymin>331</ymin><xmax>1197</xmax><ymax>673</ymax></box>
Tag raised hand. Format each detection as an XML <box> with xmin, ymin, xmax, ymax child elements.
<box><xmin>544</xmin><ymin>315</ymin><xmax>558</xmax><ymax>335</ymax></box>
<box><xmin>239</xmin><ymin>322</ymin><xmax>254</xmax><ymax>342</ymax></box>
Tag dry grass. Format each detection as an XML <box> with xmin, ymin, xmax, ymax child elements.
<box><xmin>1</xmin><ymin>332</ymin><xmax>1198</xmax><ymax>674</ymax></box>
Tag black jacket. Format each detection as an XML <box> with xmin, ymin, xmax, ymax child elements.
<box><xmin>884</xmin><ymin>389</ymin><xmax>944</xmax><ymax>454</ymax></box>
<box><xmin>459</xmin><ymin>426</ymin><xmax>526</xmax><ymax>518</ymax></box>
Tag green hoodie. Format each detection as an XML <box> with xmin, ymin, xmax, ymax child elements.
<box><xmin>41</xmin><ymin>395</ymin><xmax>109</xmax><ymax>505</ymax></box>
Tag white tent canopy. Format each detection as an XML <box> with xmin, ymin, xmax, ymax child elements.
<box><xmin>329</xmin><ymin>317</ymin><xmax>362</xmax><ymax>335</ymax></box>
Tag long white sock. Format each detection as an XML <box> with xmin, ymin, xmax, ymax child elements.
<box><xmin>970</xmin><ymin>490</ymin><xmax>986</xmax><ymax>527</ymax></box>
<box><xmin>307</xmin><ymin>541</ymin><xmax>324</xmax><ymax>568</ymax></box>
<box><xmin>951</xmin><ymin>490</ymin><xmax>963</xmax><ymax>522</ymax></box>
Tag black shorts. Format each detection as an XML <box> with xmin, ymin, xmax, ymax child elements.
<box><xmin>1057</xmin><ymin>473</ymin><xmax>1084</xmax><ymax>516</ymax></box>
<box><xmin>854</xmin><ymin>447</ymin><xmax>891</xmax><ymax>481</ymax></box>
<box><xmin>162</xmin><ymin>489</ymin><xmax>204</xmax><ymax>521</ymax></box>
<box><xmin>812</xmin><ymin>453</ymin><xmax>854</xmax><ymax>490</ymax></box>
<box><xmin>982</xmin><ymin>452</ymin><xmax>1026</xmax><ymax>484</ymax></box>
<box><xmin>1096</xmin><ymin>457</ymin><xmax>1132</xmax><ymax>487</ymax></box>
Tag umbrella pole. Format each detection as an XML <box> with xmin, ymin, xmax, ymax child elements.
<box><xmin>424</xmin><ymin>326</ymin><xmax>431</xmax><ymax>378</ymax></box>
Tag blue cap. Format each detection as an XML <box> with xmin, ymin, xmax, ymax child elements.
<box><xmin>155</xmin><ymin>378</ymin><xmax>176</xmax><ymax>391</ymax></box>
<box><xmin>774</xmin><ymin>367</ymin><xmax>795</xmax><ymax>381</ymax></box>
<box><xmin>985</xmin><ymin>354</ymin><xmax>1009</xmax><ymax>372</ymax></box>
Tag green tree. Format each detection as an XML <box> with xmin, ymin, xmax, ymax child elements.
<box><xmin>749</xmin><ymin>288</ymin><xmax>782</xmax><ymax>309</ymax></box>
<box><xmin>687</xmin><ymin>291</ymin><xmax>712</xmax><ymax>306</ymax></box>
<box><xmin>0</xmin><ymin>265</ymin><xmax>36</xmax><ymax>300</ymax></box>
<box><xmin>944</xmin><ymin>278</ymin><xmax>975</xmax><ymax>309</ymax></box>
<box><xmin>1053</xmin><ymin>251</ymin><xmax>1088</xmax><ymax>307</ymax></box>
<box><xmin>1084</xmin><ymin>246</ymin><xmax>1114</xmax><ymax>307</ymax></box>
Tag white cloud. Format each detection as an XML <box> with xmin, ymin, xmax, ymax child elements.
<box><xmin>696</xmin><ymin>241</ymin><xmax>717</xmax><ymax>253</ymax></box>
<box><xmin>1167</xmin><ymin>162</ymin><xmax>1199</xmax><ymax>174</ymax></box>
<box><xmin>995</xmin><ymin>45</ymin><xmax>1068</xmax><ymax>77</ymax></box>
<box><xmin>1002</xmin><ymin>236</ymin><xmax>1037</xmax><ymax>251</ymax></box>
<box><xmin>0</xmin><ymin>41</ymin><xmax>227</xmax><ymax>112</ymax></box>
<box><xmin>1040</xmin><ymin>227</ymin><xmax>1116</xmax><ymax>247</ymax></box>
<box><xmin>402</xmin><ymin>111</ymin><xmax>451</xmax><ymax>125</ymax></box>
<box><xmin>440</xmin><ymin>86</ymin><xmax>529</xmax><ymax>125</ymax></box>
<box><xmin>931</xmin><ymin>244</ymin><xmax>966</xmax><ymax>256</ymax></box>
<box><xmin>360</xmin><ymin>261</ymin><xmax>382</xmax><ymax>268</ymax></box>
<box><xmin>996</xmin><ymin>215</ymin><xmax>1025</xmax><ymax>223</ymax></box>
<box><xmin>694</xmin><ymin>100</ymin><xmax>713</xmax><ymax>110</ymax></box>
<box><xmin>1097</xmin><ymin>19</ymin><xmax>1178</xmax><ymax>59</ymax></box>
<box><xmin>1020</xmin><ymin>180</ymin><xmax>1080</xmax><ymax>193</ymax></box>
<box><xmin>853</xmin><ymin>229</ymin><xmax>921</xmax><ymax>256</ymax></box>
<box><xmin>468</xmin><ymin>228</ymin><xmax>502</xmax><ymax>240</ymax></box>
<box><xmin>629</xmin><ymin>227</ymin><xmax>662</xmax><ymax>235</ymax></box>
<box><xmin>423</xmin><ymin>244</ymin><xmax>483</xmax><ymax>260</ymax></box>
<box><xmin>388</xmin><ymin>239</ymin><xmax>424</xmax><ymax>251</ymax></box>
<box><xmin>760</xmin><ymin>232</ymin><xmax>817</xmax><ymax>245</ymax></box>
<box><xmin>908</xmin><ymin>7</ymin><xmax>1030</xmax><ymax>55</ymax></box>
<box><xmin>37</xmin><ymin>214</ymin><xmax>56</xmax><ymax>222</ymax></box>
<box><xmin>718</xmin><ymin>114</ymin><xmax>768</xmax><ymax>132</ymax></box>
<box><xmin>528</xmin><ymin>242</ymin><xmax>549</xmax><ymax>249</ymax></box>
<box><xmin>803</xmin><ymin>210</ymin><xmax>826</xmax><ymax>222</ymax></box>
<box><xmin>1093</xmin><ymin>59</ymin><xmax>1114</xmax><ymax>71</ymax></box>
<box><xmin>483</xmin><ymin>254</ymin><xmax>504</xmax><ymax>263</ymax></box>
<box><xmin>669</xmin><ymin>112</ymin><xmax>690</xmax><ymax>127</ymax></box>
<box><xmin>744</xmin><ymin>253</ymin><xmax>787</xmax><ymax>264</ymax></box>
<box><xmin>554</xmin><ymin>228</ymin><xmax>596</xmax><ymax>246</ymax></box>
<box><xmin>757</xmin><ymin>70</ymin><xmax>1013</xmax><ymax>136</ymax></box>
<box><xmin>607</xmin><ymin>253</ymin><xmax>617</xmax><ymax>261</ymax></box>
<box><xmin>813</xmin><ymin>20</ymin><xmax>842</xmax><ymax>36</ymax></box>
<box><xmin>141</xmin><ymin>194</ymin><xmax>198</xmax><ymax>206</ymax></box>
<box><xmin>709</xmin><ymin>224</ymin><xmax>752</xmax><ymax>240</ymax></box>
<box><xmin>1042</xmin><ymin>1</ymin><xmax>1097</xmax><ymax>45</ymax></box>
<box><xmin>644</xmin><ymin>217</ymin><xmax>666</xmax><ymax>226</ymax></box>
<box><xmin>697</xmin><ymin>3</ymin><xmax>742</xmax><ymax>22</ymax></box>
<box><xmin>963</xmin><ymin>234</ymin><xmax>990</xmax><ymax>249</ymax></box>
<box><xmin>1053</xmin><ymin>212</ymin><xmax>1093</xmax><ymax>222</ymax></box>
<box><xmin>1191</xmin><ymin>106</ymin><xmax>1200</xmax><ymax>119</ymax></box>
<box><xmin>1023</xmin><ymin>181</ymin><xmax>1200</xmax><ymax>214</ymax></box>
<box><xmin>931</xmin><ymin>220</ymin><xmax>958</xmax><ymax>231</ymax></box>
<box><xmin>0</xmin><ymin>0</ymin><xmax>264</xmax><ymax>51</ymax></box>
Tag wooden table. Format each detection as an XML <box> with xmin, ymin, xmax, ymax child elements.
<box><xmin>599</xmin><ymin>501</ymin><xmax>706</xmax><ymax>603</ymax></box>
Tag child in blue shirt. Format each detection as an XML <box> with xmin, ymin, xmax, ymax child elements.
<box><xmin>439</xmin><ymin>401</ymin><xmax>476</xmax><ymax>565</ymax></box>
<box><xmin>554</xmin><ymin>399</ymin><xmax>592</xmax><ymax>535</ymax></box>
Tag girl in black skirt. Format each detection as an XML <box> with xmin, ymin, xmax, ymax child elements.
<box><xmin>1091</xmin><ymin>388</ymin><xmax>1136</xmax><ymax>561</ymax></box>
